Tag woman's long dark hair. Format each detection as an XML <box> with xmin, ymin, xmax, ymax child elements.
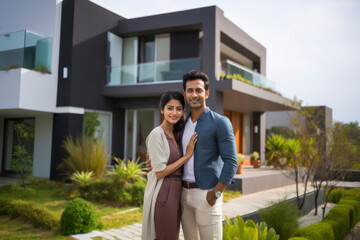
<box><xmin>160</xmin><ymin>90</ymin><xmax>185</xmax><ymax>139</ymax></box>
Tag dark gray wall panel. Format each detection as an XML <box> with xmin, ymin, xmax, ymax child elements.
<box><xmin>50</xmin><ymin>113</ymin><xmax>83</xmax><ymax>180</ymax></box>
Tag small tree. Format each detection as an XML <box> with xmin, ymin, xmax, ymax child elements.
<box><xmin>11</xmin><ymin>122</ymin><xmax>34</xmax><ymax>186</ymax></box>
<box><xmin>311</xmin><ymin>122</ymin><xmax>356</xmax><ymax>218</ymax></box>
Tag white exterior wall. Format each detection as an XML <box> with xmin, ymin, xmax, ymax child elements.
<box><xmin>0</xmin><ymin>0</ymin><xmax>63</xmax><ymax>178</ymax></box>
<box><xmin>33</xmin><ymin>114</ymin><xmax>53</xmax><ymax>178</ymax></box>
<box><xmin>0</xmin><ymin>0</ymin><xmax>62</xmax><ymax>113</ymax></box>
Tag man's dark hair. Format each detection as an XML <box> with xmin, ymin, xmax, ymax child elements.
<box><xmin>182</xmin><ymin>70</ymin><xmax>209</xmax><ymax>91</ymax></box>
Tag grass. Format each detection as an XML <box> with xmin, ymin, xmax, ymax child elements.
<box><xmin>223</xmin><ymin>189</ymin><xmax>242</xmax><ymax>202</ymax></box>
<box><xmin>0</xmin><ymin>180</ymin><xmax>143</xmax><ymax>239</ymax></box>
<box><xmin>0</xmin><ymin>216</ymin><xmax>74</xmax><ymax>240</ymax></box>
<box><xmin>0</xmin><ymin>180</ymin><xmax>242</xmax><ymax>239</ymax></box>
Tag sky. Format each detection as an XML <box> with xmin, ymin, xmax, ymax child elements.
<box><xmin>91</xmin><ymin>0</ymin><xmax>360</xmax><ymax>124</ymax></box>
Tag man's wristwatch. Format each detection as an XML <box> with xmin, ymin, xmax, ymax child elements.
<box><xmin>212</xmin><ymin>189</ymin><xmax>222</xmax><ymax>199</ymax></box>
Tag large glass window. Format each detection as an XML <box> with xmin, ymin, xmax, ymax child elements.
<box><xmin>3</xmin><ymin>119</ymin><xmax>35</xmax><ymax>172</ymax></box>
<box><xmin>83</xmin><ymin>111</ymin><xmax>112</xmax><ymax>156</ymax></box>
<box><xmin>125</xmin><ymin>109</ymin><xmax>157</xmax><ymax>162</ymax></box>
<box><xmin>243</xmin><ymin>114</ymin><xmax>251</xmax><ymax>155</ymax></box>
<box><xmin>106</xmin><ymin>32</ymin><xmax>123</xmax><ymax>85</ymax></box>
<box><xmin>106</xmin><ymin>32</ymin><xmax>200</xmax><ymax>85</ymax></box>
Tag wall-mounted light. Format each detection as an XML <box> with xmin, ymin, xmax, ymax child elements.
<box><xmin>254</xmin><ymin>125</ymin><xmax>258</xmax><ymax>134</ymax></box>
<box><xmin>63</xmin><ymin>67</ymin><xmax>68</xmax><ymax>79</ymax></box>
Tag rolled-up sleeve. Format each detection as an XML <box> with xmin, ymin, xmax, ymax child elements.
<box><xmin>146</xmin><ymin>130</ymin><xmax>168</xmax><ymax>172</ymax></box>
<box><xmin>216</xmin><ymin>116</ymin><xmax>238</xmax><ymax>185</ymax></box>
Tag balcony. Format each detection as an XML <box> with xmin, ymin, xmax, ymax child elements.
<box><xmin>0</xmin><ymin>30</ymin><xmax>52</xmax><ymax>73</ymax></box>
<box><xmin>221</xmin><ymin>60</ymin><xmax>276</xmax><ymax>92</ymax></box>
<box><xmin>106</xmin><ymin>58</ymin><xmax>200</xmax><ymax>86</ymax></box>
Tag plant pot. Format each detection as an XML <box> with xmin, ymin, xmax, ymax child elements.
<box><xmin>253</xmin><ymin>160</ymin><xmax>261</xmax><ymax>168</ymax></box>
<box><xmin>236</xmin><ymin>163</ymin><xmax>243</xmax><ymax>174</ymax></box>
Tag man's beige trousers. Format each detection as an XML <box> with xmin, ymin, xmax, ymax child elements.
<box><xmin>181</xmin><ymin>187</ymin><xmax>223</xmax><ymax>239</ymax></box>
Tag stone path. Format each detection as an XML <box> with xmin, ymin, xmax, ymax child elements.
<box><xmin>72</xmin><ymin>184</ymin><xmax>314</xmax><ymax>240</ymax></box>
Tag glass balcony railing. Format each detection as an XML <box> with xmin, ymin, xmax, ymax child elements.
<box><xmin>0</xmin><ymin>30</ymin><xmax>52</xmax><ymax>73</ymax></box>
<box><xmin>106</xmin><ymin>58</ymin><xmax>201</xmax><ymax>86</ymax></box>
<box><xmin>222</xmin><ymin>59</ymin><xmax>276</xmax><ymax>91</ymax></box>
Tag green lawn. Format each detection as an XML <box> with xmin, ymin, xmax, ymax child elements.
<box><xmin>0</xmin><ymin>180</ymin><xmax>241</xmax><ymax>239</ymax></box>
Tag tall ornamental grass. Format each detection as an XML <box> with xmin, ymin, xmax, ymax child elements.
<box><xmin>61</xmin><ymin>135</ymin><xmax>109</xmax><ymax>179</ymax></box>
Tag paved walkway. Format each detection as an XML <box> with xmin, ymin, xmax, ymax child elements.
<box><xmin>72</xmin><ymin>183</ymin><xmax>319</xmax><ymax>240</ymax></box>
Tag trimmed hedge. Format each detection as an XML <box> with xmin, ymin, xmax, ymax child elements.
<box><xmin>327</xmin><ymin>188</ymin><xmax>347</xmax><ymax>203</ymax></box>
<box><xmin>327</xmin><ymin>188</ymin><xmax>360</xmax><ymax>203</ymax></box>
<box><xmin>339</xmin><ymin>198</ymin><xmax>360</xmax><ymax>224</ymax></box>
<box><xmin>75</xmin><ymin>179</ymin><xmax>145</xmax><ymax>206</ymax></box>
<box><xmin>294</xmin><ymin>222</ymin><xmax>334</xmax><ymax>240</ymax></box>
<box><xmin>323</xmin><ymin>205</ymin><xmax>351</xmax><ymax>240</ymax></box>
<box><xmin>295</xmin><ymin>188</ymin><xmax>360</xmax><ymax>240</ymax></box>
<box><xmin>0</xmin><ymin>198</ymin><xmax>59</xmax><ymax>230</ymax></box>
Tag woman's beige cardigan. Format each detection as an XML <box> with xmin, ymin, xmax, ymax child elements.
<box><xmin>141</xmin><ymin>126</ymin><xmax>170</xmax><ymax>240</ymax></box>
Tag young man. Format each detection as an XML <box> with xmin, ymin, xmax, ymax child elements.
<box><xmin>147</xmin><ymin>70</ymin><xmax>237</xmax><ymax>239</ymax></box>
<box><xmin>179</xmin><ymin>70</ymin><xmax>237</xmax><ymax>239</ymax></box>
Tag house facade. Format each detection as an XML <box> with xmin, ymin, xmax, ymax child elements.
<box><xmin>0</xmin><ymin>0</ymin><xmax>294</xmax><ymax>180</ymax></box>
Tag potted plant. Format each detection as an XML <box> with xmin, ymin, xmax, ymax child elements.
<box><xmin>236</xmin><ymin>153</ymin><xmax>245</xmax><ymax>174</ymax></box>
<box><xmin>250</xmin><ymin>151</ymin><xmax>260</xmax><ymax>168</ymax></box>
<box><xmin>219</xmin><ymin>72</ymin><xmax>226</xmax><ymax>80</ymax></box>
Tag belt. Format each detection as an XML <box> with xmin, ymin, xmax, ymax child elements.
<box><xmin>182</xmin><ymin>181</ymin><xmax>199</xmax><ymax>189</ymax></box>
<box><xmin>166</xmin><ymin>174</ymin><xmax>182</xmax><ymax>179</ymax></box>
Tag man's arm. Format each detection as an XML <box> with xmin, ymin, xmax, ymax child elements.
<box><xmin>207</xmin><ymin>116</ymin><xmax>238</xmax><ymax>206</ymax></box>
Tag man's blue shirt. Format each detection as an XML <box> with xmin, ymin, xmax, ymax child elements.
<box><xmin>183</xmin><ymin>107</ymin><xmax>238</xmax><ymax>189</ymax></box>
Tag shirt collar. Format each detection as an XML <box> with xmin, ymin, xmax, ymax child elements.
<box><xmin>185</xmin><ymin>107</ymin><xmax>210</xmax><ymax>122</ymax></box>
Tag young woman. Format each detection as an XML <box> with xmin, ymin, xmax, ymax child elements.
<box><xmin>141</xmin><ymin>90</ymin><xmax>198</xmax><ymax>240</ymax></box>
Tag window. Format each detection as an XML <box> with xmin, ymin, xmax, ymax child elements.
<box><xmin>83</xmin><ymin>111</ymin><xmax>112</xmax><ymax>157</ymax></box>
<box><xmin>3</xmin><ymin>118</ymin><xmax>35</xmax><ymax>172</ymax></box>
<box><xmin>125</xmin><ymin>109</ymin><xmax>159</xmax><ymax>162</ymax></box>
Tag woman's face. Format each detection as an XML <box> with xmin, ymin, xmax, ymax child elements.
<box><xmin>161</xmin><ymin>99</ymin><xmax>184</xmax><ymax>125</ymax></box>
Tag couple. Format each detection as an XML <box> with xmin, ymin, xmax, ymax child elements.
<box><xmin>142</xmin><ymin>70</ymin><xmax>238</xmax><ymax>240</ymax></box>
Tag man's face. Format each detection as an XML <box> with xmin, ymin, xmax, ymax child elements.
<box><xmin>183</xmin><ymin>79</ymin><xmax>209</xmax><ymax>109</ymax></box>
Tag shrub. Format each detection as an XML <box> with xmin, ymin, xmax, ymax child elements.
<box><xmin>77</xmin><ymin>179</ymin><xmax>117</xmax><ymax>202</ymax></box>
<box><xmin>61</xmin><ymin>135</ymin><xmax>109</xmax><ymax>179</ymax></box>
<box><xmin>324</xmin><ymin>205</ymin><xmax>351</xmax><ymax>240</ymax></box>
<box><xmin>260</xmin><ymin>200</ymin><xmax>299</xmax><ymax>240</ymax></box>
<box><xmin>294</xmin><ymin>222</ymin><xmax>334</xmax><ymax>240</ymax></box>
<box><xmin>266</xmin><ymin>134</ymin><xmax>286</xmax><ymax>168</ymax></box>
<box><xmin>327</xmin><ymin>188</ymin><xmax>348</xmax><ymax>203</ymax></box>
<box><xmin>108</xmin><ymin>157</ymin><xmax>147</xmax><ymax>185</ymax></box>
<box><xmin>0</xmin><ymin>199</ymin><xmax>59</xmax><ymax>230</ymax></box>
<box><xmin>0</xmin><ymin>198</ymin><xmax>12</xmax><ymax>215</ymax></box>
<box><xmin>127</xmin><ymin>181</ymin><xmax>146</xmax><ymax>206</ymax></box>
<box><xmin>74</xmin><ymin>178</ymin><xmax>146</xmax><ymax>206</ymax></box>
<box><xmin>60</xmin><ymin>198</ymin><xmax>98</xmax><ymax>235</ymax></box>
<box><xmin>339</xmin><ymin>198</ymin><xmax>360</xmax><ymax>223</ymax></box>
<box><xmin>70</xmin><ymin>170</ymin><xmax>94</xmax><ymax>185</ymax></box>
<box><xmin>223</xmin><ymin>215</ymin><xmax>279</xmax><ymax>240</ymax></box>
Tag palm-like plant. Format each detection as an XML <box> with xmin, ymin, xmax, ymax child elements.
<box><xmin>266</xmin><ymin>135</ymin><xmax>286</xmax><ymax>168</ymax></box>
<box><xmin>70</xmin><ymin>171</ymin><xmax>94</xmax><ymax>185</ymax></box>
<box><xmin>284</xmin><ymin>138</ymin><xmax>301</xmax><ymax>167</ymax></box>
<box><xmin>61</xmin><ymin>135</ymin><xmax>109</xmax><ymax>179</ymax></box>
<box><xmin>108</xmin><ymin>157</ymin><xmax>147</xmax><ymax>185</ymax></box>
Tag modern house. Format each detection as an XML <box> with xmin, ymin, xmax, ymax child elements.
<box><xmin>0</xmin><ymin>0</ymin><xmax>295</xmax><ymax>180</ymax></box>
